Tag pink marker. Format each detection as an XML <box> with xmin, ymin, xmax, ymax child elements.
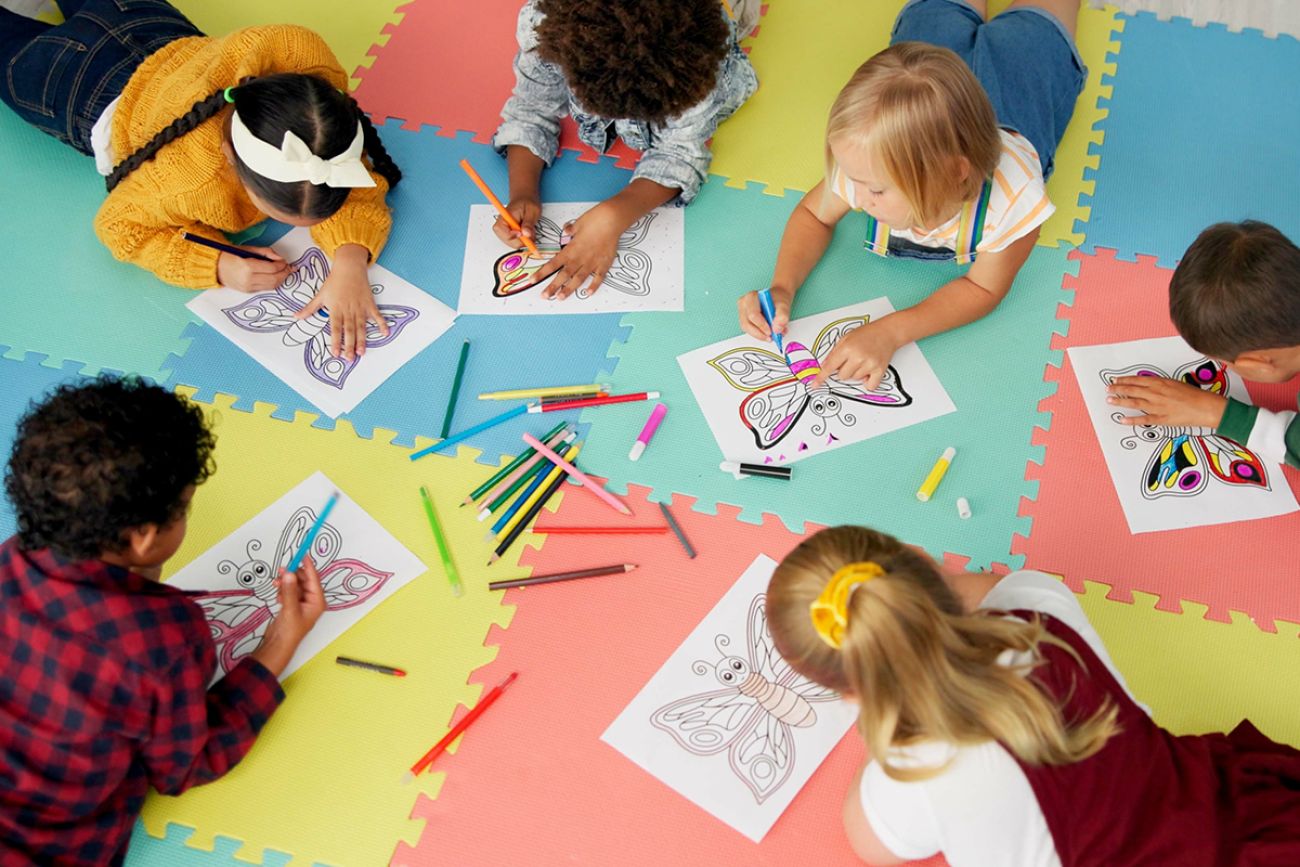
<box><xmin>629</xmin><ymin>403</ymin><xmax>668</xmax><ymax>461</ymax></box>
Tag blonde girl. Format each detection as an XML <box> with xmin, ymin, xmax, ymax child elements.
<box><xmin>739</xmin><ymin>0</ymin><xmax>1085</xmax><ymax>389</ymax></box>
<box><xmin>766</xmin><ymin>526</ymin><xmax>1300</xmax><ymax>866</ymax></box>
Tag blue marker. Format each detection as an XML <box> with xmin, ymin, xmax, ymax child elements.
<box><xmin>286</xmin><ymin>490</ymin><xmax>340</xmax><ymax>572</ymax></box>
<box><xmin>757</xmin><ymin>288</ymin><xmax>785</xmax><ymax>355</ymax></box>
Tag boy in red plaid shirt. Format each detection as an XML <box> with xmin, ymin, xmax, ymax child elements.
<box><xmin>0</xmin><ymin>378</ymin><xmax>326</xmax><ymax>865</ymax></box>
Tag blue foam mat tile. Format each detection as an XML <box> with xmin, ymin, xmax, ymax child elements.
<box><xmin>1079</xmin><ymin>12</ymin><xmax>1300</xmax><ymax>266</ymax></box>
<box><xmin>161</xmin><ymin>122</ymin><xmax>635</xmax><ymax>462</ymax></box>
<box><xmin>124</xmin><ymin>821</ymin><xmax>295</xmax><ymax>867</ymax></box>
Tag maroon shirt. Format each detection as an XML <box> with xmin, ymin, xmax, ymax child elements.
<box><xmin>1014</xmin><ymin>611</ymin><xmax>1300</xmax><ymax>867</ymax></box>
<box><xmin>0</xmin><ymin>538</ymin><xmax>284</xmax><ymax>866</ymax></box>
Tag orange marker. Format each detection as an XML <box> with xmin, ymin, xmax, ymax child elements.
<box><xmin>459</xmin><ymin>159</ymin><xmax>541</xmax><ymax>258</ymax></box>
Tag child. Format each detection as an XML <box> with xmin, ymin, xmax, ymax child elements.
<box><xmin>739</xmin><ymin>0</ymin><xmax>1085</xmax><ymax>391</ymax></box>
<box><xmin>767</xmin><ymin>525</ymin><xmax>1300</xmax><ymax>866</ymax></box>
<box><xmin>1107</xmin><ymin>220</ymin><xmax>1300</xmax><ymax>469</ymax></box>
<box><xmin>491</xmin><ymin>0</ymin><xmax>759</xmax><ymax>300</ymax></box>
<box><xmin>0</xmin><ymin>0</ymin><xmax>403</xmax><ymax>361</ymax></box>
<box><xmin>0</xmin><ymin>378</ymin><xmax>326</xmax><ymax>866</ymax></box>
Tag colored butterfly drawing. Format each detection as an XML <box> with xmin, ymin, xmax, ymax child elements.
<box><xmin>222</xmin><ymin>246</ymin><xmax>420</xmax><ymax>390</ymax></box>
<box><xmin>491</xmin><ymin>212</ymin><xmax>656</xmax><ymax>300</ymax></box>
<box><xmin>650</xmin><ymin>595</ymin><xmax>843</xmax><ymax>804</ymax></box>
<box><xmin>193</xmin><ymin>505</ymin><xmax>393</xmax><ymax>675</ymax></box>
<box><xmin>708</xmin><ymin>316</ymin><xmax>913</xmax><ymax>451</ymax></box>
<box><xmin>1100</xmin><ymin>357</ymin><xmax>1270</xmax><ymax>499</ymax></box>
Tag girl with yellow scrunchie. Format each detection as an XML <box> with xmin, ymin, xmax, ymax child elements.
<box><xmin>767</xmin><ymin>525</ymin><xmax>1300</xmax><ymax>867</ymax></box>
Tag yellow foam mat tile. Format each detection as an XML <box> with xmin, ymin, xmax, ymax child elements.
<box><xmin>139</xmin><ymin>391</ymin><xmax>521</xmax><ymax>866</ymax></box>
<box><xmin>1076</xmin><ymin>578</ymin><xmax>1300</xmax><ymax>745</ymax></box>
<box><xmin>709</xmin><ymin>1</ymin><xmax>1122</xmax><ymax>248</ymax></box>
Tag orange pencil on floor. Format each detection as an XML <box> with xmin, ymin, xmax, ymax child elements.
<box><xmin>459</xmin><ymin>158</ymin><xmax>542</xmax><ymax>258</ymax></box>
<box><xmin>402</xmin><ymin>672</ymin><xmax>519</xmax><ymax>783</ymax></box>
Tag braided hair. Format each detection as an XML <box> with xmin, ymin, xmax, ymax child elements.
<box><xmin>105</xmin><ymin>73</ymin><xmax>402</xmax><ymax>222</ymax></box>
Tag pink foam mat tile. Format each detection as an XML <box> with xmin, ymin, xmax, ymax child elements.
<box><xmin>1015</xmin><ymin>248</ymin><xmax>1300</xmax><ymax>628</ymax></box>
<box><xmin>393</xmin><ymin>483</ymin><xmax>946</xmax><ymax>866</ymax></box>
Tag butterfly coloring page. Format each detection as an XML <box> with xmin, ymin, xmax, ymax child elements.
<box><xmin>188</xmin><ymin>228</ymin><xmax>457</xmax><ymax>417</ymax></box>
<box><xmin>458</xmin><ymin>202</ymin><xmax>684</xmax><ymax>315</ymax></box>
<box><xmin>678</xmin><ymin>299</ymin><xmax>955</xmax><ymax>465</ymax></box>
<box><xmin>603</xmin><ymin>555</ymin><xmax>857</xmax><ymax>842</ymax></box>
<box><xmin>1070</xmin><ymin>337</ymin><xmax>1298</xmax><ymax>533</ymax></box>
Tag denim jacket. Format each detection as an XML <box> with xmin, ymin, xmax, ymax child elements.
<box><xmin>493</xmin><ymin>0</ymin><xmax>759</xmax><ymax>205</ymax></box>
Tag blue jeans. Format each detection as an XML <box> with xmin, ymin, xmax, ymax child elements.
<box><xmin>0</xmin><ymin>0</ymin><xmax>201</xmax><ymax>153</ymax></box>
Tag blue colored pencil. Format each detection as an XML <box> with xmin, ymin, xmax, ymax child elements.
<box><xmin>488</xmin><ymin>455</ymin><xmax>554</xmax><ymax>538</ymax></box>
<box><xmin>286</xmin><ymin>490</ymin><xmax>340</xmax><ymax>572</ymax></box>
<box><xmin>410</xmin><ymin>403</ymin><xmax>532</xmax><ymax>461</ymax></box>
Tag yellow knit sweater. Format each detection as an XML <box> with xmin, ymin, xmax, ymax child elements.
<box><xmin>95</xmin><ymin>25</ymin><xmax>391</xmax><ymax>289</ymax></box>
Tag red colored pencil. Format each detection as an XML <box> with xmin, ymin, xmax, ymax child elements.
<box><xmin>527</xmin><ymin>391</ymin><xmax>660</xmax><ymax>413</ymax></box>
<box><xmin>402</xmin><ymin>672</ymin><xmax>519</xmax><ymax>783</ymax></box>
<box><xmin>533</xmin><ymin>525</ymin><xmax>670</xmax><ymax>535</ymax></box>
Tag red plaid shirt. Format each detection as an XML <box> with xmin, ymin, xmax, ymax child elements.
<box><xmin>0</xmin><ymin>538</ymin><xmax>284</xmax><ymax>866</ymax></box>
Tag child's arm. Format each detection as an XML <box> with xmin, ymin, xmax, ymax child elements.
<box><xmin>738</xmin><ymin>180</ymin><xmax>851</xmax><ymax>339</ymax></box>
<box><xmin>814</xmin><ymin>228</ymin><xmax>1037</xmax><ymax>389</ymax></box>
<box><xmin>141</xmin><ymin>560</ymin><xmax>326</xmax><ymax>795</ymax></box>
<box><xmin>842</xmin><ymin>765</ymin><xmax>911</xmax><ymax>866</ymax></box>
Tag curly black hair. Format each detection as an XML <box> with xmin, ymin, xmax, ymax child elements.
<box><xmin>4</xmin><ymin>377</ymin><xmax>216</xmax><ymax>560</ymax></box>
<box><xmin>536</xmin><ymin>0</ymin><xmax>731</xmax><ymax>125</ymax></box>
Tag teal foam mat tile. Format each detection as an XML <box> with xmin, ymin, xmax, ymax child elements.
<box><xmin>125</xmin><ymin>821</ymin><xmax>294</xmax><ymax>867</ymax></box>
<box><xmin>575</xmin><ymin>179</ymin><xmax>1076</xmax><ymax>569</ymax></box>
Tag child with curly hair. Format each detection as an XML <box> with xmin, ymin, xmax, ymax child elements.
<box><xmin>492</xmin><ymin>0</ymin><xmax>760</xmax><ymax>300</ymax></box>
<box><xmin>0</xmin><ymin>378</ymin><xmax>325</xmax><ymax>866</ymax></box>
<box><xmin>0</xmin><ymin>0</ymin><xmax>403</xmax><ymax>361</ymax></box>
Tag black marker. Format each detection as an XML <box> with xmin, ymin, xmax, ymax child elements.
<box><xmin>720</xmin><ymin>460</ymin><xmax>793</xmax><ymax>480</ymax></box>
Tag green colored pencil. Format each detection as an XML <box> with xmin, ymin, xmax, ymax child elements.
<box><xmin>463</xmin><ymin>420</ymin><xmax>567</xmax><ymax>506</ymax></box>
<box><xmin>480</xmin><ymin>430</ymin><xmax>577</xmax><ymax>519</ymax></box>
<box><xmin>441</xmin><ymin>340</ymin><xmax>471</xmax><ymax>439</ymax></box>
<box><xmin>420</xmin><ymin>485</ymin><xmax>463</xmax><ymax>598</ymax></box>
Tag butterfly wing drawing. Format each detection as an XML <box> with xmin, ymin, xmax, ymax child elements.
<box><xmin>709</xmin><ymin>347</ymin><xmax>809</xmax><ymax>450</ymax></box>
<box><xmin>318</xmin><ymin>559</ymin><xmax>393</xmax><ymax>610</ymax></box>
<box><xmin>193</xmin><ymin>590</ymin><xmax>272</xmax><ymax>675</ymax></box>
<box><xmin>222</xmin><ymin>286</ymin><xmax>302</xmax><ymax>336</ymax></box>
<box><xmin>810</xmin><ymin>316</ymin><xmax>913</xmax><ymax>408</ymax></box>
<box><xmin>491</xmin><ymin>216</ymin><xmax>564</xmax><ymax>298</ymax></box>
<box><xmin>275</xmin><ymin>506</ymin><xmax>342</xmax><ymax>573</ymax></box>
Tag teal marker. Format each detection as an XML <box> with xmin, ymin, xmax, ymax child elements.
<box><xmin>757</xmin><ymin>288</ymin><xmax>785</xmax><ymax>356</ymax></box>
<box><xmin>286</xmin><ymin>490</ymin><xmax>340</xmax><ymax>572</ymax></box>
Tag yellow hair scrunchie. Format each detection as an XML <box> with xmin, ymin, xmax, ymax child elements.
<box><xmin>809</xmin><ymin>561</ymin><xmax>885</xmax><ymax>649</ymax></box>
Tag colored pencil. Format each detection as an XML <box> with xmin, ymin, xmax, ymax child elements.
<box><xmin>286</xmin><ymin>490</ymin><xmax>340</xmax><ymax>572</ymax></box>
<box><xmin>182</xmin><ymin>231</ymin><xmax>274</xmax><ymax>262</ymax></box>
<box><xmin>476</xmin><ymin>428</ymin><xmax>575</xmax><ymax>520</ymax></box>
<box><xmin>463</xmin><ymin>421</ymin><xmax>567</xmax><ymax>506</ymax></box>
<box><xmin>490</xmin><ymin>442</ymin><xmax>581</xmax><ymax>540</ymax></box>
<box><xmin>658</xmin><ymin>502</ymin><xmax>697</xmax><ymax>559</ymax></box>
<box><xmin>522</xmin><ymin>433</ymin><xmax>632</xmax><ymax>515</ymax></box>
<box><xmin>478</xmin><ymin>383</ymin><xmax>608</xmax><ymax>401</ymax></box>
<box><xmin>459</xmin><ymin>159</ymin><xmax>541</xmax><ymax>257</ymax></box>
<box><xmin>489</xmin><ymin>563</ymin><xmax>637</xmax><ymax>591</ymax></box>
<box><xmin>420</xmin><ymin>485</ymin><xmax>463</xmax><ymax>597</ymax></box>
<box><xmin>527</xmin><ymin>391</ymin><xmax>660</xmax><ymax>413</ymax></box>
<box><xmin>440</xmin><ymin>340</ymin><xmax>471</xmax><ymax>439</ymax></box>
<box><xmin>489</xmin><ymin>450</ymin><xmax>577</xmax><ymax>564</ymax></box>
<box><xmin>409</xmin><ymin>403</ymin><xmax>532</xmax><ymax>461</ymax></box>
<box><xmin>336</xmin><ymin>656</ymin><xmax>406</xmax><ymax>677</ymax></box>
<box><xmin>403</xmin><ymin>672</ymin><xmax>519</xmax><ymax>782</ymax></box>
<box><xmin>533</xmin><ymin>525</ymin><xmax>669</xmax><ymax>535</ymax></box>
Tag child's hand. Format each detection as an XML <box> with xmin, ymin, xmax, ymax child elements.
<box><xmin>249</xmin><ymin>557</ymin><xmax>327</xmax><ymax>678</ymax></box>
<box><xmin>812</xmin><ymin>321</ymin><xmax>900</xmax><ymax>390</ymax></box>
<box><xmin>216</xmin><ymin>248</ymin><xmax>291</xmax><ymax>292</ymax></box>
<box><xmin>493</xmin><ymin>196</ymin><xmax>541</xmax><ymax>247</ymax></box>
<box><xmin>738</xmin><ymin>288</ymin><xmax>792</xmax><ymax>342</ymax></box>
<box><xmin>1107</xmin><ymin>376</ymin><xmax>1229</xmax><ymax>429</ymax></box>
<box><xmin>531</xmin><ymin>202</ymin><xmax>623</xmax><ymax>300</ymax></box>
<box><xmin>295</xmin><ymin>244</ymin><xmax>388</xmax><ymax>362</ymax></box>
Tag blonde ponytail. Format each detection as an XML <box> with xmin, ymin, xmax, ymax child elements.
<box><xmin>767</xmin><ymin>527</ymin><xmax>1118</xmax><ymax>782</ymax></box>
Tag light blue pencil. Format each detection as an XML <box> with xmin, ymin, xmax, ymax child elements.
<box><xmin>286</xmin><ymin>490</ymin><xmax>340</xmax><ymax>572</ymax></box>
<box><xmin>409</xmin><ymin>403</ymin><xmax>532</xmax><ymax>461</ymax></box>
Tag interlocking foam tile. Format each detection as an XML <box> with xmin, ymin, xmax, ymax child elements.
<box><xmin>126</xmin><ymin>822</ymin><xmax>292</xmax><ymax>867</ymax></box>
<box><xmin>572</xmin><ymin>178</ymin><xmax>1075</xmax><ymax>571</ymax></box>
<box><xmin>170</xmin><ymin>0</ymin><xmax>406</xmax><ymax>86</ymax></box>
<box><xmin>707</xmin><ymin>1</ymin><xmax>1121</xmax><ymax>248</ymax></box>
<box><xmin>161</xmin><ymin>123</ymin><xmax>632</xmax><ymax>462</ymax></box>
<box><xmin>131</xmin><ymin>390</ymin><xmax>521</xmax><ymax>866</ymax></box>
<box><xmin>0</xmin><ymin>111</ymin><xmax>197</xmax><ymax>381</ymax></box>
<box><xmin>1080</xmin><ymin>13</ymin><xmax>1300</xmax><ymax>266</ymax></box>
<box><xmin>1015</xmin><ymin>249</ymin><xmax>1300</xmax><ymax>628</ymax></box>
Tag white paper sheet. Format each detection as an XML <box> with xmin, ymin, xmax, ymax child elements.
<box><xmin>457</xmin><ymin>202</ymin><xmax>684</xmax><ymax>314</ymax></box>
<box><xmin>677</xmin><ymin>299</ymin><xmax>956</xmax><ymax>465</ymax></box>
<box><xmin>602</xmin><ymin>555</ymin><xmax>857</xmax><ymax>842</ymax></box>
<box><xmin>187</xmin><ymin>228</ymin><xmax>457</xmax><ymax>417</ymax></box>
<box><xmin>1069</xmin><ymin>336</ymin><xmax>1298</xmax><ymax>533</ymax></box>
<box><xmin>166</xmin><ymin>472</ymin><xmax>426</xmax><ymax>682</ymax></box>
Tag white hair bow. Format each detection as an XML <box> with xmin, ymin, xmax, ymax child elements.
<box><xmin>230</xmin><ymin>110</ymin><xmax>376</xmax><ymax>189</ymax></box>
